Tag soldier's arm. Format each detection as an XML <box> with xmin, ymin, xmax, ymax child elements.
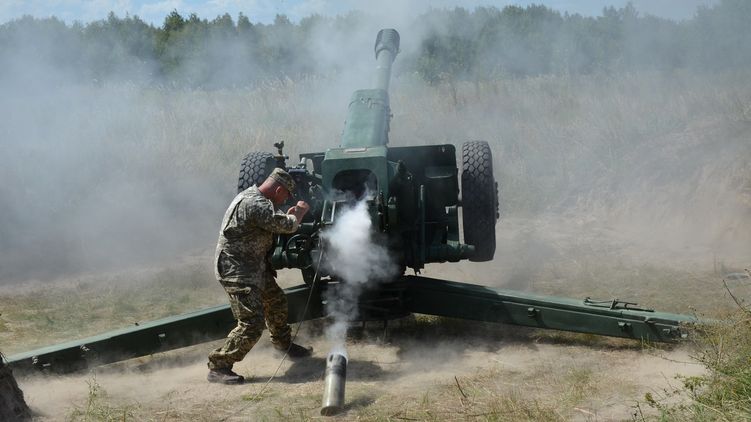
<box><xmin>220</xmin><ymin>199</ymin><xmax>245</xmax><ymax>238</ymax></box>
<box><xmin>254</xmin><ymin>203</ymin><xmax>299</xmax><ymax>234</ymax></box>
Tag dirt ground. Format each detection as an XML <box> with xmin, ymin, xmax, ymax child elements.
<box><xmin>10</xmin><ymin>215</ymin><xmax>743</xmax><ymax>421</ymax></box>
<box><xmin>19</xmin><ymin>323</ymin><xmax>705</xmax><ymax>421</ymax></box>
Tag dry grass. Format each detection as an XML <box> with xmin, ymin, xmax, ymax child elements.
<box><xmin>393</xmin><ymin>70</ymin><xmax>750</xmax><ymax>215</ymax></box>
<box><xmin>641</xmin><ymin>275</ymin><xmax>751</xmax><ymax>421</ymax></box>
<box><xmin>0</xmin><ymin>260</ymin><xmax>225</xmax><ymax>355</ymax></box>
<box><xmin>67</xmin><ymin>377</ymin><xmax>139</xmax><ymax>421</ymax></box>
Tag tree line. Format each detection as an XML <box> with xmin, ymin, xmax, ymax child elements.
<box><xmin>1</xmin><ymin>0</ymin><xmax>749</xmax><ymax>88</ymax></box>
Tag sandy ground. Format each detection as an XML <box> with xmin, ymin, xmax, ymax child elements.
<box><xmin>18</xmin><ymin>326</ymin><xmax>705</xmax><ymax>421</ymax></box>
<box><xmin>13</xmin><ymin>215</ymin><xmax>745</xmax><ymax>421</ymax></box>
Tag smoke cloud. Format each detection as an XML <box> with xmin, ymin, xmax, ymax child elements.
<box><xmin>320</xmin><ymin>196</ymin><xmax>398</xmax><ymax>351</ymax></box>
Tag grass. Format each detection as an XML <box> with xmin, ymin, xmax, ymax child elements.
<box><xmin>0</xmin><ymin>261</ymin><xmax>226</xmax><ymax>355</ymax></box>
<box><xmin>640</xmin><ymin>280</ymin><xmax>751</xmax><ymax>421</ymax></box>
<box><xmin>395</xmin><ymin>71</ymin><xmax>750</xmax><ymax>217</ymax></box>
<box><xmin>68</xmin><ymin>377</ymin><xmax>138</xmax><ymax>422</ymax></box>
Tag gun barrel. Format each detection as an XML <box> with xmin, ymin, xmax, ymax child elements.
<box><xmin>320</xmin><ymin>353</ymin><xmax>347</xmax><ymax>416</ymax></box>
<box><xmin>373</xmin><ymin>29</ymin><xmax>400</xmax><ymax>92</ymax></box>
<box><xmin>339</xmin><ymin>29</ymin><xmax>400</xmax><ymax>148</ymax></box>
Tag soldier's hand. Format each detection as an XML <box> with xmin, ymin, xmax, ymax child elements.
<box><xmin>287</xmin><ymin>201</ymin><xmax>310</xmax><ymax>221</ymax></box>
<box><xmin>295</xmin><ymin>201</ymin><xmax>310</xmax><ymax>215</ymax></box>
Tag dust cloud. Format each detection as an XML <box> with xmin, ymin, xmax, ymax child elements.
<box><xmin>0</xmin><ymin>12</ymin><xmax>408</xmax><ymax>285</ymax></box>
<box><xmin>0</xmin><ymin>73</ymin><xmax>229</xmax><ymax>282</ymax></box>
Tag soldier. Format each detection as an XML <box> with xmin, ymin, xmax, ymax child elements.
<box><xmin>208</xmin><ymin>168</ymin><xmax>312</xmax><ymax>384</ymax></box>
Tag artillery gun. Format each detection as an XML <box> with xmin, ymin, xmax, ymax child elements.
<box><xmin>5</xmin><ymin>29</ymin><xmax>696</xmax><ymax>376</ymax></box>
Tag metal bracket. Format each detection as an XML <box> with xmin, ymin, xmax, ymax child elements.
<box><xmin>583</xmin><ymin>297</ymin><xmax>654</xmax><ymax>312</ymax></box>
<box><xmin>273</xmin><ymin>141</ymin><xmax>289</xmax><ymax>167</ymax></box>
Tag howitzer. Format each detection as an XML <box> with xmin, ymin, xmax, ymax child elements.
<box><xmin>251</xmin><ymin>29</ymin><xmax>492</xmax><ymax>285</ymax></box>
<box><xmin>6</xmin><ymin>29</ymin><xmax>697</xmax><ymax>375</ymax></box>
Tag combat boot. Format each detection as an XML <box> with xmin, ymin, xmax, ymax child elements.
<box><xmin>274</xmin><ymin>342</ymin><xmax>313</xmax><ymax>359</ymax></box>
<box><xmin>207</xmin><ymin>368</ymin><xmax>245</xmax><ymax>384</ymax></box>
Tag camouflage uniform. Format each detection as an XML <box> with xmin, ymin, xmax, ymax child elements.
<box><xmin>208</xmin><ymin>185</ymin><xmax>299</xmax><ymax>370</ymax></box>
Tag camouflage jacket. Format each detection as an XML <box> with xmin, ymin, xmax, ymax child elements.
<box><xmin>215</xmin><ymin>186</ymin><xmax>298</xmax><ymax>284</ymax></box>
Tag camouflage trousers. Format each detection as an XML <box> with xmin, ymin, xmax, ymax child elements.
<box><xmin>207</xmin><ymin>273</ymin><xmax>291</xmax><ymax>370</ymax></box>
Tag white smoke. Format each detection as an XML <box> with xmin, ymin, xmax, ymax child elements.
<box><xmin>320</xmin><ymin>196</ymin><xmax>398</xmax><ymax>352</ymax></box>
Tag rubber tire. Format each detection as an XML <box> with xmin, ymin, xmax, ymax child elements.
<box><xmin>461</xmin><ymin>141</ymin><xmax>499</xmax><ymax>262</ymax></box>
<box><xmin>238</xmin><ymin>151</ymin><xmax>275</xmax><ymax>193</ymax></box>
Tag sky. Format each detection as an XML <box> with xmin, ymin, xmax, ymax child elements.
<box><xmin>0</xmin><ymin>0</ymin><xmax>719</xmax><ymax>26</ymax></box>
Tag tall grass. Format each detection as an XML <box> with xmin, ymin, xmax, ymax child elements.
<box><xmin>394</xmin><ymin>71</ymin><xmax>750</xmax><ymax>219</ymax></box>
<box><xmin>644</xmin><ymin>306</ymin><xmax>751</xmax><ymax>420</ymax></box>
<box><xmin>13</xmin><ymin>69</ymin><xmax>750</xmax><ymax>221</ymax></box>
<box><xmin>0</xmin><ymin>262</ymin><xmax>225</xmax><ymax>354</ymax></box>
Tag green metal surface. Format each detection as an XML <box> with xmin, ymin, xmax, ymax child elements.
<box><xmin>401</xmin><ymin>276</ymin><xmax>696</xmax><ymax>342</ymax></box>
<box><xmin>322</xmin><ymin>145</ymin><xmax>391</xmax><ymax>198</ymax></box>
<box><xmin>338</xmin><ymin>28</ymin><xmax>398</xmax><ymax>149</ymax></box>
<box><xmin>5</xmin><ymin>275</ymin><xmax>698</xmax><ymax>374</ymax></box>
<box><xmin>340</xmin><ymin>89</ymin><xmax>391</xmax><ymax>148</ymax></box>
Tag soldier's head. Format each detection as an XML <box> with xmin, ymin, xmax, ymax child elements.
<box><xmin>259</xmin><ymin>168</ymin><xmax>295</xmax><ymax>206</ymax></box>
